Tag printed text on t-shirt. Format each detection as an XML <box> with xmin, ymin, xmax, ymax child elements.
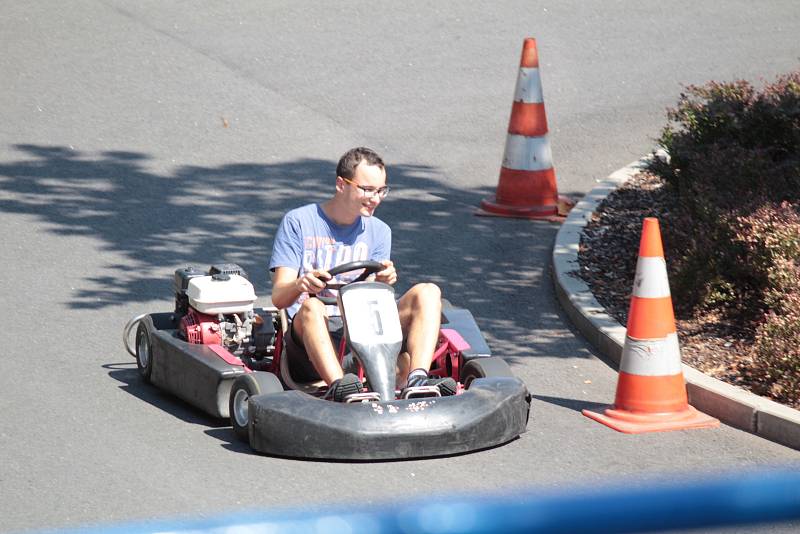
<box><xmin>302</xmin><ymin>241</ymin><xmax>369</xmax><ymax>272</ymax></box>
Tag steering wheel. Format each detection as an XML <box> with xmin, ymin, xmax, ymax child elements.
<box><xmin>316</xmin><ymin>260</ymin><xmax>385</xmax><ymax>305</ymax></box>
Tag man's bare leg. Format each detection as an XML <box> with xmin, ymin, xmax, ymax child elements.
<box><xmin>396</xmin><ymin>351</ymin><xmax>411</xmax><ymax>386</ymax></box>
<box><xmin>397</xmin><ymin>283</ymin><xmax>442</xmax><ymax>383</ymax></box>
<box><xmin>292</xmin><ymin>298</ymin><xmax>343</xmax><ymax>385</ymax></box>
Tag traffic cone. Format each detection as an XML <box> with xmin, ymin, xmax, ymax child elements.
<box><xmin>582</xmin><ymin>218</ymin><xmax>719</xmax><ymax>433</ymax></box>
<box><xmin>479</xmin><ymin>38</ymin><xmax>574</xmax><ymax>220</ymax></box>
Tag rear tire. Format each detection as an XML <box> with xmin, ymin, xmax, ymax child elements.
<box><xmin>460</xmin><ymin>357</ymin><xmax>514</xmax><ymax>389</ymax></box>
<box><xmin>135</xmin><ymin>323</ymin><xmax>153</xmax><ymax>383</ymax></box>
<box><xmin>229</xmin><ymin>372</ymin><xmax>283</xmax><ymax>443</ymax></box>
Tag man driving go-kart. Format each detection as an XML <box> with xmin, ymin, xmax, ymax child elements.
<box><xmin>269</xmin><ymin>146</ymin><xmax>457</xmax><ymax>402</ymax></box>
<box><xmin>125</xmin><ymin>146</ymin><xmax>530</xmax><ymax>459</ymax></box>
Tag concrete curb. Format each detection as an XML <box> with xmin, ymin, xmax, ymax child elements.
<box><xmin>552</xmin><ymin>157</ymin><xmax>800</xmax><ymax>450</ymax></box>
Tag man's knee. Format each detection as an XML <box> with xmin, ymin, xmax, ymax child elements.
<box><xmin>297</xmin><ymin>297</ymin><xmax>327</xmax><ymax>316</ymax></box>
<box><xmin>407</xmin><ymin>282</ymin><xmax>441</xmax><ymax>310</ymax></box>
<box><xmin>294</xmin><ymin>298</ymin><xmax>328</xmax><ymax>334</ymax></box>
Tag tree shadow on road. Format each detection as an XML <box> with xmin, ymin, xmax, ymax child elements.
<box><xmin>1</xmin><ymin>143</ymin><xmax>589</xmax><ymax>363</ymax></box>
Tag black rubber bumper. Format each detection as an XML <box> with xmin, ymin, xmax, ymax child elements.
<box><xmin>247</xmin><ymin>377</ymin><xmax>531</xmax><ymax>460</ymax></box>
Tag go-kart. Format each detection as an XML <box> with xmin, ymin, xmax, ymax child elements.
<box><xmin>123</xmin><ymin>261</ymin><xmax>530</xmax><ymax>460</ymax></box>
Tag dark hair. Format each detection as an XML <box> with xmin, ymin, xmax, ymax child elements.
<box><xmin>336</xmin><ymin>147</ymin><xmax>385</xmax><ymax>180</ymax></box>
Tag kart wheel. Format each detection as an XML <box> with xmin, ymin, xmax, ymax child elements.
<box><xmin>229</xmin><ymin>372</ymin><xmax>283</xmax><ymax>443</ymax></box>
<box><xmin>135</xmin><ymin>322</ymin><xmax>153</xmax><ymax>383</ymax></box>
<box><xmin>460</xmin><ymin>357</ymin><xmax>514</xmax><ymax>389</ymax></box>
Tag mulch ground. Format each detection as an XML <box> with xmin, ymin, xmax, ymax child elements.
<box><xmin>576</xmin><ymin>172</ymin><xmax>771</xmax><ymax>399</ymax></box>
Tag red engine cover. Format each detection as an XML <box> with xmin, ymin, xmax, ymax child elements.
<box><xmin>180</xmin><ymin>308</ymin><xmax>222</xmax><ymax>345</ymax></box>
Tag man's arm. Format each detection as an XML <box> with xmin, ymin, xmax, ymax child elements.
<box><xmin>271</xmin><ymin>266</ymin><xmax>331</xmax><ymax>310</ymax></box>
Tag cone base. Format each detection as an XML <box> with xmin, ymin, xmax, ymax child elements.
<box><xmin>478</xmin><ymin>196</ymin><xmax>561</xmax><ymax>220</ymax></box>
<box><xmin>582</xmin><ymin>405</ymin><xmax>719</xmax><ymax>434</ymax></box>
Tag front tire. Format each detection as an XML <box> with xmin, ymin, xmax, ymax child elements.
<box><xmin>229</xmin><ymin>372</ymin><xmax>283</xmax><ymax>442</ymax></box>
<box><xmin>460</xmin><ymin>357</ymin><xmax>514</xmax><ymax>389</ymax></box>
<box><xmin>135</xmin><ymin>323</ymin><xmax>153</xmax><ymax>382</ymax></box>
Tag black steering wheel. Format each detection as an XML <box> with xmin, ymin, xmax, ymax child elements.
<box><xmin>316</xmin><ymin>260</ymin><xmax>385</xmax><ymax>305</ymax></box>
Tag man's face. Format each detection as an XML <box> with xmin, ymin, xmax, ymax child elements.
<box><xmin>341</xmin><ymin>161</ymin><xmax>387</xmax><ymax>218</ymax></box>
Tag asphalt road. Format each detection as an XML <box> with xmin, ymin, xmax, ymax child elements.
<box><xmin>2</xmin><ymin>1</ymin><xmax>800</xmax><ymax>532</ymax></box>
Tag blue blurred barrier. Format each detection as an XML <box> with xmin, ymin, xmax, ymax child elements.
<box><xmin>42</xmin><ymin>467</ymin><xmax>800</xmax><ymax>533</ymax></box>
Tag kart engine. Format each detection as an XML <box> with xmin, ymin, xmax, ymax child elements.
<box><xmin>179</xmin><ymin>308</ymin><xmax>257</xmax><ymax>349</ymax></box>
<box><xmin>173</xmin><ymin>264</ymin><xmax>261</xmax><ymax>352</ymax></box>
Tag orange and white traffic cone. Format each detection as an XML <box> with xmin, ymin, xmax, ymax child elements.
<box><xmin>583</xmin><ymin>218</ymin><xmax>719</xmax><ymax>433</ymax></box>
<box><xmin>479</xmin><ymin>38</ymin><xmax>574</xmax><ymax>220</ymax></box>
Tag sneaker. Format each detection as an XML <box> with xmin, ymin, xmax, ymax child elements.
<box><xmin>406</xmin><ymin>373</ymin><xmax>457</xmax><ymax>397</ymax></box>
<box><xmin>324</xmin><ymin>373</ymin><xmax>364</xmax><ymax>402</ymax></box>
<box><xmin>427</xmin><ymin>376</ymin><xmax>458</xmax><ymax>396</ymax></box>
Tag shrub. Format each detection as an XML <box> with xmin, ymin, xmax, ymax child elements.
<box><xmin>745</xmin><ymin>206</ymin><xmax>800</xmax><ymax>408</ymax></box>
<box><xmin>750</xmin><ymin>289</ymin><xmax>800</xmax><ymax>407</ymax></box>
<box><xmin>648</xmin><ymin>71</ymin><xmax>800</xmax><ymax>317</ymax></box>
<box><xmin>732</xmin><ymin>202</ymin><xmax>800</xmax><ymax>311</ymax></box>
<box><xmin>647</xmin><ymin>70</ymin><xmax>800</xmax><ymax>406</ymax></box>
<box><xmin>652</xmin><ymin>73</ymin><xmax>800</xmax><ymax>209</ymax></box>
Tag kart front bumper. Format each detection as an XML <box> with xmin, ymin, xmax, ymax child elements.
<box><xmin>247</xmin><ymin>377</ymin><xmax>531</xmax><ymax>460</ymax></box>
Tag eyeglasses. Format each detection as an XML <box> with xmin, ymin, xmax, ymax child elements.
<box><xmin>340</xmin><ymin>176</ymin><xmax>391</xmax><ymax>199</ymax></box>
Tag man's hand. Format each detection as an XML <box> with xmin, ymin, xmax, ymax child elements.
<box><xmin>374</xmin><ymin>260</ymin><xmax>397</xmax><ymax>285</ymax></box>
<box><xmin>296</xmin><ymin>269</ymin><xmax>331</xmax><ymax>295</ymax></box>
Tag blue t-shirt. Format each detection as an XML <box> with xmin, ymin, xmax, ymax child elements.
<box><xmin>269</xmin><ymin>203</ymin><xmax>391</xmax><ymax>317</ymax></box>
